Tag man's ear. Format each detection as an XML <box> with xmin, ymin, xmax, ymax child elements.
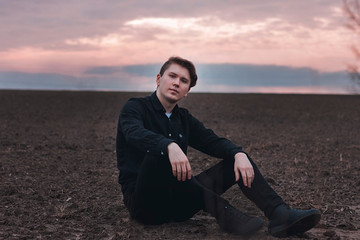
<box><xmin>156</xmin><ymin>74</ymin><xmax>161</xmax><ymax>87</ymax></box>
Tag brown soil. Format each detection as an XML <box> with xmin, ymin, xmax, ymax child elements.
<box><xmin>1</xmin><ymin>91</ymin><xmax>359</xmax><ymax>240</ymax></box>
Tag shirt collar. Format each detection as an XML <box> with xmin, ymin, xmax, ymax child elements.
<box><xmin>151</xmin><ymin>91</ymin><xmax>179</xmax><ymax>114</ymax></box>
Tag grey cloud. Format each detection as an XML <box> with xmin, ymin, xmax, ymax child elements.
<box><xmin>196</xmin><ymin>64</ymin><xmax>349</xmax><ymax>87</ymax></box>
<box><xmin>84</xmin><ymin>66</ymin><xmax>124</xmax><ymax>75</ymax></box>
<box><xmin>0</xmin><ymin>64</ymin><xmax>352</xmax><ymax>93</ymax></box>
<box><xmin>122</xmin><ymin>64</ymin><xmax>162</xmax><ymax>76</ymax></box>
<box><xmin>119</xmin><ymin>63</ymin><xmax>350</xmax><ymax>87</ymax></box>
<box><xmin>0</xmin><ymin>71</ymin><xmax>148</xmax><ymax>91</ymax></box>
<box><xmin>0</xmin><ymin>72</ymin><xmax>82</xmax><ymax>90</ymax></box>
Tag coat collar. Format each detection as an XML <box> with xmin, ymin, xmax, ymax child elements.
<box><xmin>150</xmin><ymin>91</ymin><xmax>179</xmax><ymax>114</ymax></box>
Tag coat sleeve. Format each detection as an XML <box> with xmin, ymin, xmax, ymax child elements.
<box><xmin>118</xmin><ymin>99</ymin><xmax>174</xmax><ymax>156</ymax></box>
<box><xmin>188</xmin><ymin>113</ymin><xmax>243</xmax><ymax>160</ymax></box>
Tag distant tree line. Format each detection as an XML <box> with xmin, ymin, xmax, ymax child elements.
<box><xmin>343</xmin><ymin>0</ymin><xmax>360</xmax><ymax>92</ymax></box>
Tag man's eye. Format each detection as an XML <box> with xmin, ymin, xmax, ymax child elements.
<box><xmin>170</xmin><ymin>74</ymin><xmax>176</xmax><ymax>78</ymax></box>
<box><xmin>181</xmin><ymin>78</ymin><xmax>188</xmax><ymax>83</ymax></box>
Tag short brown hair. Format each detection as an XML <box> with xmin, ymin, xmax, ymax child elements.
<box><xmin>159</xmin><ymin>56</ymin><xmax>198</xmax><ymax>88</ymax></box>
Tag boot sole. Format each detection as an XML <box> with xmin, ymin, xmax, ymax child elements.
<box><xmin>269</xmin><ymin>211</ymin><xmax>321</xmax><ymax>237</ymax></box>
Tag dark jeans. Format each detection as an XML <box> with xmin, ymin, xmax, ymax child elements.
<box><xmin>122</xmin><ymin>153</ymin><xmax>284</xmax><ymax>225</ymax></box>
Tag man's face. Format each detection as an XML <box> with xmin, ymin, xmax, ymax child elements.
<box><xmin>156</xmin><ymin>63</ymin><xmax>191</xmax><ymax>104</ymax></box>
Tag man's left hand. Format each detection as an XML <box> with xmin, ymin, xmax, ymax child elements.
<box><xmin>234</xmin><ymin>152</ymin><xmax>254</xmax><ymax>188</ymax></box>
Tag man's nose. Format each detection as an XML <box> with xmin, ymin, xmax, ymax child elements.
<box><xmin>173</xmin><ymin>77</ymin><xmax>180</xmax><ymax>86</ymax></box>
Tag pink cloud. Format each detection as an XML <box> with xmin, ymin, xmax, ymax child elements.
<box><xmin>0</xmin><ymin>0</ymin><xmax>357</xmax><ymax>93</ymax></box>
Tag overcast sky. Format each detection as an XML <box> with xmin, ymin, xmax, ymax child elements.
<box><xmin>0</xmin><ymin>0</ymin><xmax>358</xmax><ymax>93</ymax></box>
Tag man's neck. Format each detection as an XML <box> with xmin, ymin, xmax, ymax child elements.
<box><xmin>156</xmin><ymin>91</ymin><xmax>176</xmax><ymax>113</ymax></box>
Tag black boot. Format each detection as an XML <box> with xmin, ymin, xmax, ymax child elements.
<box><xmin>268</xmin><ymin>204</ymin><xmax>321</xmax><ymax>237</ymax></box>
<box><xmin>216</xmin><ymin>204</ymin><xmax>264</xmax><ymax>237</ymax></box>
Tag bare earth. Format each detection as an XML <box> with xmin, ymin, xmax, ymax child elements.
<box><xmin>1</xmin><ymin>91</ymin><xmax>359</xmax><ymax>240</ymax></box>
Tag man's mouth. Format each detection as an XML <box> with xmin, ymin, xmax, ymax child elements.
<box><xmin>169</xmin><ymin>89</ymin><xmax>179</xmax><ymax>94</ymax></box>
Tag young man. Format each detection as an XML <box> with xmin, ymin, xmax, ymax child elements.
<box><xmin>116</xmin><ymin>56</ymin><xmax>321</xmax><ymax>238</ymax></box>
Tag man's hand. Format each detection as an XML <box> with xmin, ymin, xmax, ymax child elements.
<box><xmin>167</xmin><ymin>142</ymin><xmax>192</xmax><ymax>181</ymax></box>
<box><xmin>234</xmin><ymin>152</ymin><xmax>254</xmax><ymax>188</ymax></box>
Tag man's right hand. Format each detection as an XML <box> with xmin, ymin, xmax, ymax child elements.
<box><xmin>167</xmin><ymin>142</ymin><xmax>192</xmax><ymax>181</ymax></box>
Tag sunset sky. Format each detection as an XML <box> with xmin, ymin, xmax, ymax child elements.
<box><xmin>0</xmin><ymin>0</ymin><xmax>358</xmax><ymax>94</ymax></box>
